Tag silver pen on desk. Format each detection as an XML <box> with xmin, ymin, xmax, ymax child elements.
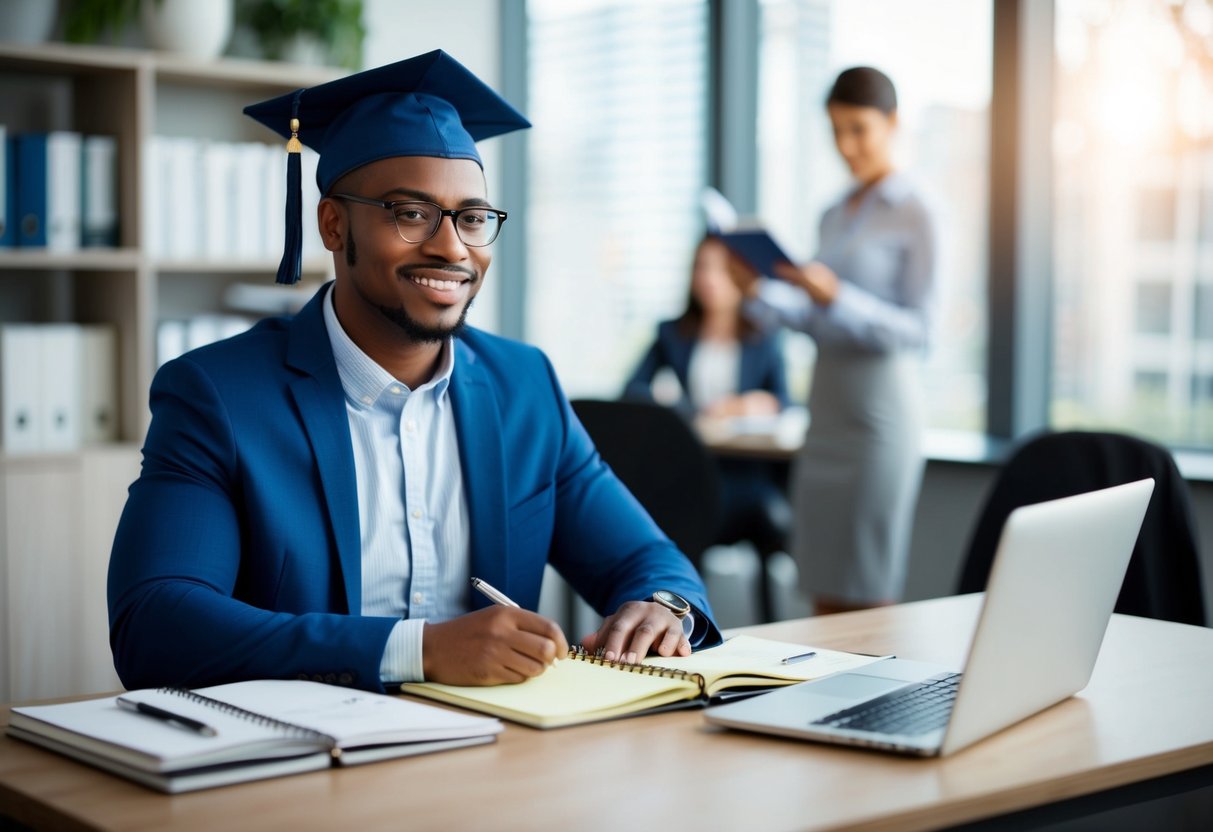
<box><xmin>471</xmin><ymin>577</ymin><xmax>520</xmax><ymax>608</ymax></box>
<box><xmin>780</xmin><ymin>651</ymin><xmax>817</xmax><ymax>665</ymax></box>
<box><xmin>116</xmin><ymin>696</ymin><xmax>218</xmax><ymax>737</ymax></box>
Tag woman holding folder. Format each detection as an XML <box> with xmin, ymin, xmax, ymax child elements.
<box><xmin>736</xmin><ymin>67</ymin><xmax>937</xmax><ymax>615</ymax></box>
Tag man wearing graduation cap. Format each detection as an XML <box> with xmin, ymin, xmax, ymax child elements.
<box><xmin>107</xmin><ymin>51</ymin><xmax>721</xmax><ymax>693</ymax></box>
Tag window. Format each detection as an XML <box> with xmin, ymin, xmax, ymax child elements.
<box><xmin>755</xmin><ymin>0</ymin><xmax>992</xmax><ymax>429</ymax></box>
<box><xmin>1052</xmin><ymin>0</ymin><xmax>1213</xmax><ymax>447</ymax></box>
<box><xmin>1135</xmin><ymin>282</ymin><xmax>1172</xmax><ymax>336</ymax></box>
<box><xmin>524</xmin><ymin>0</ymin><xmax>709</xmax><ymax>398</ymax></box>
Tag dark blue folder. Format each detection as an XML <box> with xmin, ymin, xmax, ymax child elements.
<box><xmin>715</xmin><ymin>229</ymin><xmax>794</xmax><ymax>279</ymax></box>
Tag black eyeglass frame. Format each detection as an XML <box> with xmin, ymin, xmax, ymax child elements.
<box><xmin>328</xmin><ymin>193</ymin><xmax>508</xmax><ymax>247</ymax></box>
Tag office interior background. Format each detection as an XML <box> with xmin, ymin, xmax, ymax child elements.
<box><xmin>1</xmin><ymin>0</ymin><xmax>1211</xmax><ymax>703</ymax></box>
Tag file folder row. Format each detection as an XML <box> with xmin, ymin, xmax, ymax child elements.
<box><xmin>144</xmin><ymin>136</ymin><xmax>325</xmax><ymax>263</ymax></box>
<box><xmin>1</xmin><ymin>127</ymin><xmax>119</xmax><ymax>251</ymax></box>
<box><xmin>0</xmin><ymin>325</ymin><xmax>118</xmax><ymax>454</ymax></box>
<box><xmin>157</xmin><ymin>315</ymin><xmax>256</xmax><ymax>369</ymax></box>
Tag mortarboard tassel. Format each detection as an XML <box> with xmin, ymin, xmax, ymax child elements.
<box><xmin>276</xmin><ymin>101</ymin><xmax>304</xmax><ymax>285</ymax></box>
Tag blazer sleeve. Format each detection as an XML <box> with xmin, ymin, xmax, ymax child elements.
<box><xmin>539</xmin><ymin>353</ymin><xmax>722</xmax><ymax>648</ymax></box>
<box><xmin>752</xmin><ymin>335</ymin><xmax>790</xmax><ymax>408</ymax></box>
<box><xmin>107</xmin><ymin>357</ymin><xmax>398</xmax><ymax>693</ymax></box>
<box><xmin>622</xmin><ymin>335</ymin><xmax>665</xmax><ymax>401</ymax></box>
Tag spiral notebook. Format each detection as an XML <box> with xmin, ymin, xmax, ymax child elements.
<box><xmin>7</xmin><ymin>680</ymin><xmax>502</xmax><ymax>793</ymax></box>
<box><xmin>400</xmin><ymin>635</ymin><xmax>886</xmax><ymax>729</ymax></box>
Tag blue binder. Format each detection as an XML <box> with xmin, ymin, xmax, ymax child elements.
<box><xmin>16</xmin><ymin>133</ymin><xmax>49</xmax><ymax>247</ymax></box>
<box><xmin>0</xmin><ymin>131</ymin><xmax>13</xmax><ymax>247</ymax></box>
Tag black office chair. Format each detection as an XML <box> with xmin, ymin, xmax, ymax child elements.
<box><xmin>957</xmin><ymin>430</ymin><xmax>1206</xmax><ymax>626</ymax></box>
<box><xmin>572</xmin><ymin>399</ymin><xmax>792</xmax><ymax>623</ymax></box>
<box><xmin>571</xmin><ymin>399</ymin><xmax>722</xmax><ymax>563</ymax></box>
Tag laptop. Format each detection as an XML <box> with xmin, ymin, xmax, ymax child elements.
<box><xmin>705</xmin><ymin>478</ymin><xmax>1155</xmax><ymax>757</ymax></box>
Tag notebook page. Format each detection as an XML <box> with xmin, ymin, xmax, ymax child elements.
<box><xmin>196</xmin><ymin>680</ymin><xmax>501</xmax><ymax>746</ymax></box>
<box><xmin>408</xmin><ymin>658</ymin><xmax>700</xmax><ymax>725</ymax></box>
<box><xmin>642</xmin><ymin>635</ymin><xmax>888</xmax><ymax>694</ymax></box>
<box><xmin>11</xmin><ymin>694</ymin><xmax>315</xmax><ymax>772</ymax></box>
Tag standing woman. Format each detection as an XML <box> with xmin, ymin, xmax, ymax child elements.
<box><xmin>741</xmin><ymin>66</ymin><xmax>936</xmax><ymax>615</ymax></box>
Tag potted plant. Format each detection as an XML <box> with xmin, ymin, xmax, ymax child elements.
<box><xmin>64</xmin><ymin>0</ymin><xmax>233</xmax><ymax>59</ymax></box>
<box><xmin>237</xmin><ymin>0</ymin><xmax>364</xmax><ymax>70</ymax></box>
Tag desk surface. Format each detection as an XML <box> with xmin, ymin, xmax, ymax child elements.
<box><xmin>3</xmin><ymin>595</ymin><xmax>1212</xmax><ymax>832</ymax></box>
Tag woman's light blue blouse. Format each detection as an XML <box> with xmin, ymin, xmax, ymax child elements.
<box><xmin>747</xmin><ymin>172</ymin><xmax>937</xmax><ymax>354</ymax></box>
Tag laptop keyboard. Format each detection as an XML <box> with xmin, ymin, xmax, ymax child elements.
<box><xmin>811</xmin><ymin>672</ymin><xmax>963</xmax><ymax>736</ymax></box>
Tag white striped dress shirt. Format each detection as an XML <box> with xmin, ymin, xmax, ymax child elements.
<box><xmin>323</xmin><ymin>289</ymin><xmax>470</xmax><ymax>683</ymax></box>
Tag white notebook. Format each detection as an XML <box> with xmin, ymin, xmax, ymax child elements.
<box><xmin>8</xmin><ymin>680</ymin><xmax>502</xmax><ymax>793</ymax></box>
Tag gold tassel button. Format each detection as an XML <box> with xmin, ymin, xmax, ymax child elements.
<box><xmin>286</xmin><ymin>117</ymin><xmax>302</xmax><ymax>153</ymax></box>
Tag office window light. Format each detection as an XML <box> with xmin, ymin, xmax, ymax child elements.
<box><xmin>525</xmin><ymin>0</ymin><xmax>709</xmax><ymax>398</ymax></box>
<box><xmin>1052</xmin><ymin>0</ymin><xmax>1213</xmax><ymax>447</ymax></box>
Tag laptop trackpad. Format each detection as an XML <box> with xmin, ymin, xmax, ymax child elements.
<box><xmin>806</xmin><ymin>672</ymin><xmax>908</xmax><ymax>699</ymax></box>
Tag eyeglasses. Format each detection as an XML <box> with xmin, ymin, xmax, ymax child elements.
<box><xmin>329</xmin><ymin>194</ymin><xmax>507</xmax><ymax>247</ymax></box>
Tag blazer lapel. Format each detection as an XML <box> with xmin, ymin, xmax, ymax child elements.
<box><xmin>738</xmin><ymin>339</ymin><xmax>760</xmax><ymax>391</ymax></box>
<box><xmin>286</xmin><ymin>285</ymin><xmax>362</xmax><ymax>614</ymax></box>
<box><xmin>450</xmin><ymin>339</ymin><xmax>508</xmax><ymax>609</ymax></box>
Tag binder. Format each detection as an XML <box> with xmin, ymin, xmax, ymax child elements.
<box><xmin>200</xmin><ymin>140</ymin><xmax>235</xmax><ymax>256</ymax></box>
<box><xmin>16</xmin><ymin>131</ymin><xmax>83</xmax><ymax>251</ymax></box>
<box><xmin>0</xmin><ymin>126</ymin><xmax>12</xmax><ymax>247</ymax></box>
<box><xmin>232</xmin><ymin>142</ymin><xmax>266</xmax><ymax>260</ymax></box>
<box><xmin>8</xmin><ymin>680</ymin><xmax>502</xmax><ymax>794</ymax></box>
<box><xmin>81</xmin><ymin>135</ymin><xmax>119</xmax><ymax>247</ymax></box>
<box><xmin>0</xmin><ymin>325</ymin><xmax>43</xmax><ymax>453</ymax></box>
<box><xmin>165</xmin><ymin>137</ymin><xmax>200</xmax><ymax>259</ymax></box>
<box><xmin>80</xmin><ymin>325</ymin><xmax>118</xmax><ymax>445</ymax></box>
<box><xmin>39</xmin><ymin>324</ymin><xmax>83</xmax><ymax>452</ymax></box>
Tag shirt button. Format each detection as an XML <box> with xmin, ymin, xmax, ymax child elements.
<box><xmin>411</xmin><ymin>509</ymin><xmax>422</xmax><ymax>519</ymax></box>
<box><xmin>360</xmin><ymin>395</ymin><xmax>373</xmax><ymax>405</ymax></box>
<box><xmin>413</xmin><ymin>591</ymin><xmax>425</xmax><ymax>604</ymax></box>
<box><xmin>404</xmin><ymin>419</ymin><xmax>417</xmax><ymax>432</ymax></box>
<box><xmin>390</xmin><ymin>386</ymin><xmax>402</xmax><ymax>395</ymax></box>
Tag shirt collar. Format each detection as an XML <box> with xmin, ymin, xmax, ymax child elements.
<box><xmin>323</xmin><ymin>283</ymin><xmax>454</xmax><ymax>408</ymax></box>
<box><xmin>870</xmin><ymin>171</ymin><xmax>914</xmax><ymax>205</ymax></box>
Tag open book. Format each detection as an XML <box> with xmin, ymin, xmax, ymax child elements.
<box><xmin>700</xmin><ymin>185</ymin><xmax>795</xmax><ymax>278</ymax></box>
<box><xmin>401</xmin><ymin>635</ymin><xmax>886</xmax><ymax>729</ymax></box>
<box><xmin>7</xmin><ymin>680</ymin><xmax>502</xmax><ymax>793</ymax></box>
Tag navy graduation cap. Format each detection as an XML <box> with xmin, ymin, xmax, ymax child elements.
<box><xmin>244</xmin><ymin>49</ymin><xmax>530</xmax><ymax>285</ymax></box>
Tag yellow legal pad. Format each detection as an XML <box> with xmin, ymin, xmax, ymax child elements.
<box><xmin>400</xmin><ymin>635</ymin><xmax>884</xmax><ymax>729</ymax></box>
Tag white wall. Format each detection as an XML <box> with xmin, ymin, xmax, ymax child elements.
<box><xmin>362</xmin><ymin>0</ymin><xmax>505</xmax><ymax>334</ymax></box>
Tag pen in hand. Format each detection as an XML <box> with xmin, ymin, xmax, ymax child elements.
<box><xmin>471</xmin><ymin>577</ymin><xmax>561</xmax><ymax>665</ymax></box>
<box><xmin>471</xmin><ymin>577</ymin><xmax>520</xmax><ymax>608</ymax></box>
<box><xmin>780</xmin><ymin>651</ymin><xmax>817</xmax><ymax>665</ymax></box>
<box><xmin>116</xmin><ymin>696</ymin><xmax>218</xmax><ymax>737</ymax></box>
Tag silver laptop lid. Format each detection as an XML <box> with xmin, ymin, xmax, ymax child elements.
<box><xmin>940</xmin><ymin>478</ymin><xmax>1155</xmax><ymax>755</ymax></box>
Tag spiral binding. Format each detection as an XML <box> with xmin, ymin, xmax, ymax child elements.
<box><xmin>157</xmin><ymin>688</ymin><xmax>339</xmax><ymax>756</ymax></box>
<box><xmin>566</xmin><ymin>647</ymin><xmax>707</xmax><ymax>695</ymax></box>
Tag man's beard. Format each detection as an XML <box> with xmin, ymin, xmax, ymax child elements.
<box><xmin>348</xmin><ymin>228</ymin><xmax>475</xmax><ymax>343</ymax></box>
<box><xmin>373</xmin><ymin>295</ymin><xmax>474</xmax><ymax>344</ymax></box>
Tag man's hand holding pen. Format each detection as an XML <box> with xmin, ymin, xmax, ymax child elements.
<box><xmin>420</xmin><ymin>578</ymin><xmax>693</xmax><ymax>686</ymax></box>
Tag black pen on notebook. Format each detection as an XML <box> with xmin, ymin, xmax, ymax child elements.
<box><xmin>471</xmin><ymin>577</ymin><xmax>520</xmax><ymax>608</ymax></box>
<box><xmin>116</xmin><ymin>696</ymin><xmax>218</xmax><ymax>737</ymax></box>
<box><xmin>780</xmin><ymin>651</ymin><xmax>817</xmax><ymax>665</ymax></box>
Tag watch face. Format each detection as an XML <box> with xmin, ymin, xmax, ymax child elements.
<box><xmin>653</xmin><ymin>590</ymin><xmax>690</xmax><ymax>617</ymax></box>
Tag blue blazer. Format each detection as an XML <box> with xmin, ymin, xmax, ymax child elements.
<box><xmin>623</xmin><ymin>319</ymin><xmax>789</xmax><ymax>413</ymax></box>
<box><xmin>108</xmin><ymin>284</ymin><xmax>720</xmax><ymax>693</ymax></box>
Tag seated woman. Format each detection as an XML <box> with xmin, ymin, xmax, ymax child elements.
<box><xmin>624</xmin><ymin>235</ymin><xmax>791</xmax><ymax>621</ymax></box>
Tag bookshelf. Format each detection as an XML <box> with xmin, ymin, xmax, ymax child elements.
<box><xmin>0</xmin><ymin>41</ymin><xmax>342</xmax><ymax>702</ymax></box>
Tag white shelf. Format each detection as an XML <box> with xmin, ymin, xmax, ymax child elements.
<box><xmin>0</xmin><ymin>248</ymin><xmax>142</xmax><ymax>271</ymax></box>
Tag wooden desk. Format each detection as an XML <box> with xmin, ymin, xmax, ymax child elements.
<box><xmin>3</xmin><ymin>595</ymin><xmax>1212</xmax><ymax>832</ymax></box>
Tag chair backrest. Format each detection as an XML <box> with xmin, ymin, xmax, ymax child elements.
<box><xmin>570</xmin><ymin>399</ymin><xmax>721</xmax><ymax>563</ymax></box>
<box><xmin>957</xmin><ymin>430</ymin><xmax>1206</xmax><ymax>626</ymax></box>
